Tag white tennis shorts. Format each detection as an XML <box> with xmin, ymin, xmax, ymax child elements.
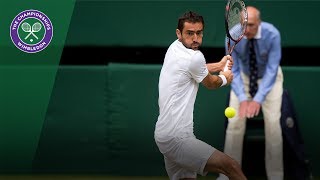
<box><xmin>155</xmin><ymin>135</ymin><xmax>216</xmax><ymax>180</ymax></box>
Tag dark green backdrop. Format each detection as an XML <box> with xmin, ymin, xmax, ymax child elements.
<box><xmin>0</xmin><ymin>0</ymin><xmax>75</xmax><ymax>173</ymax></box>
<box><xmin>1</xmin><ymin>0</ymin><xmax>320</xmax><ymax>178</ymax></box>
<box><xmin>66</xmin><ymin>0</ymin><xmax>320</xmax><ymax>47</ymax></box>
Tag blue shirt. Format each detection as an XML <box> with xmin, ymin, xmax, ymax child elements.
<box><xmin>226</xmin><ymin>22</ymin><xmax>282</xmax><ymax>104</ymax></box>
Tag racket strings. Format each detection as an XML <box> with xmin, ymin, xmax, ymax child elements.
<box><xmin>21</xmin><ymin>22</ymin><xmax>31</xmax><ymax>32</ymax></box>
<box><xmin>227</xmin><ymin>2</ymin><xmax>247</xmax><ymax>41</ymax></box>
<box><xmin>32</xmin><ymin>22</ymin><xmax>42</xmax><ymax>32</ymax></box>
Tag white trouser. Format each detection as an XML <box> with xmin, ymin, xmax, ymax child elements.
<box><xmin>220</xmin><ymin>67</ymin><xmax>284</xmax><ymax>180</ymax></box>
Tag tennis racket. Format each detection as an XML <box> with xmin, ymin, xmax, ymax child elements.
<box><xmin>22</xmin><ymin>22</ymin><xmax>42</xmax><ymax>40</ymax></box>
<box><xmin>223</xmin><ymin>0</ymin><xmax>248</xmax><ymax>71</ymax></box>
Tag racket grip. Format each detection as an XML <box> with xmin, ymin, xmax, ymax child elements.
<box><xmin>223</xmin><ymin>60</ymin><xmax>230</xmax><ymax>71</ymax></box>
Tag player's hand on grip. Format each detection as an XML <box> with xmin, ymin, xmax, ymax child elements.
<box><xmin>221</xmin><ymin>55</ymin><xmax>233</xmax><ymax>71</ymax></box>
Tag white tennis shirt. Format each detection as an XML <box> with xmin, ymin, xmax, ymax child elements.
<box><xmin>155</xmin><ymin>39</ymin><xmax>209</xmax><ymax>139</ymax></box>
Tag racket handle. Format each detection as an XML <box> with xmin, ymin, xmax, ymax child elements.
<box><xmin>223</xmin><ymin>60</ymin><xmax>230</xmax><ymax>72</ymax></box>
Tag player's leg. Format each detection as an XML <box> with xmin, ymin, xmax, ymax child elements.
<box><xmin>164</xmin><ymin>156</ymin><xmax>197</xmax><ymax>180</ymax></box>
<box><xmin>204</xmin><ymin>149</ymin><xmax>247</xmax><ymax>180</ymax></box>
<box><xmin>157</xmin><ymin>136</ymin><xmax>210</xmax><ymax>180</ymax></box>
<box><xmin>157</xmin><ymin>135</ymin><xmax>246</xmax><ymax>180</ymax></box>
<box><xmin>261</xmin><ymin>67</ymin><xmax>284</xmax><ymax>180</ymax></box>
<box><xmin>175</xmin><ymin>137</ymin><xmax>246</xmax><ymax>180</ymax></box>
<box><xmin>162</xmin><ymin>136</ymin><xmax>243</xmax><ymax>180</ymax></box>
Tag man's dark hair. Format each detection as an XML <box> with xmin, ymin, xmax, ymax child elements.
<box><xmin>177</xmin><ymin>11</ymin><xmax>204</xmax><ymax>32</ymax></box>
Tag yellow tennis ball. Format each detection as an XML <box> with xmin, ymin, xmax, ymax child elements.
<box><xmin>225</xmin><ymin>107</ymin><xmax>236</xmax><ymax>118</ymax></box>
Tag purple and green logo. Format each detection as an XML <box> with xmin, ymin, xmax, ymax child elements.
<box><xmin>10</xmin><ymin>9</ymin><xmax>53</xmax><ymax>53</ymax></box>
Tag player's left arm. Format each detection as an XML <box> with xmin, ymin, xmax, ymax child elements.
<box><xmin>206</xmin><ymin>55</ymin><xmax>233</xmax><ymax>73</ymax></box>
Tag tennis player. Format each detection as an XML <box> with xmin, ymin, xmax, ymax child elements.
<box><xmin>154</xmin><ymin>11</ymin><xmax>247</xmax><ymax>180</ymax></box>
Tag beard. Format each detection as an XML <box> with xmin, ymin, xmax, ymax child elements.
<box><xmin>180</xmin><ymin>40</ymin><xmax>200</xmax><ymax>50</ymax></box>
<box><xmin>190</xmin><ymin>42</ymin><xmax>200</xmax><ymax>50</ymax></box>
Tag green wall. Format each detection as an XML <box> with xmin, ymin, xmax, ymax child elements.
<box><xmin>65</xmin><ymin>0</ymin><xmax>320</xmax><ymax>47</ymax></box>
<box><xmin>1</xmin><ymin>64</ymin><xmax>319</xmax><ymax>177</ymax></box>
<box><xmin>0</xmin><ymin>0</ymin><xmax>75</xmax><ymax>173</ymax></box>
<box><xmin>1</xmin><ymin>0</ymin><xmax>320</xmax><ymax>177</ymax></box>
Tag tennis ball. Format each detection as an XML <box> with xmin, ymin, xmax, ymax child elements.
<box><xmin>225</xmin><ymin>107</ymin><xmax>236</xmax><ymax>118</ymax></box>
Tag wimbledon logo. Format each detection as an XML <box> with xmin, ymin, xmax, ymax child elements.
<box><xmin>10</xmin><ymin>9</ymin><xmax>53</xmax><ymax>53</ymax></box>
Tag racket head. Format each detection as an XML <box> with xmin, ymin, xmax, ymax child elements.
<box><xmin>225</xmin><ymin>0</ymin><xmax>247</xmax><ymax>42</ymax></box>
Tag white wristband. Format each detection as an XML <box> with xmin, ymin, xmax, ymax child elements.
<box><xmin>218</xmin><ymin>75</ymin><xmax>227</xmax><ymax>87</ymax></box>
